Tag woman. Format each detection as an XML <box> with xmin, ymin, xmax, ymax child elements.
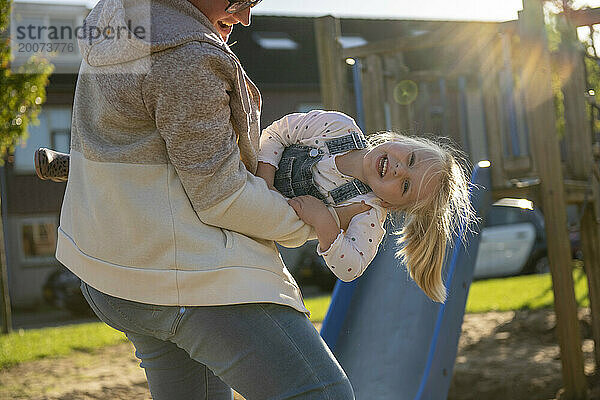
<box><xmin>56</xmin><ymin>0</ymin><xmax>355</xmax><ymax>398</ymax></box>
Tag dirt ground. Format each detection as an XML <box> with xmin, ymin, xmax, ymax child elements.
<box><xmin>0</xmin><ymin>309</ymin><xmax>598</xmax><ymax>400</ymax></box>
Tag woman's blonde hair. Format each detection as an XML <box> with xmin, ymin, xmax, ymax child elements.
<box><xmin>367</xmin><ymin>132</ymin><xmax>476</xmax><ymax>303</ymax></box>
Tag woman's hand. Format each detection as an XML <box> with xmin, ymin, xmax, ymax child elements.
<box><xmin>288</xmin><ymin>195</ymin><xmax>331</xmax><ymax>227</ymax></box>
<box><xmin>288</xmin><ymin>195</ymin><xmax>339</xmax><ymax>251</ymax></box>
<box><xmin>334</xmin><ymin>202</ymin><xmax>372</xmax><ymax>231</ymax></box>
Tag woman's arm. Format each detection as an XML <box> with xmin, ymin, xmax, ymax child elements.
<box><xmin>142</xmin><ymin>43</ymin><xmax>313</xmax><ymax>248</ymax></box>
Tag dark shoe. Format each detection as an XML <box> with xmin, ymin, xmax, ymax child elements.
<box><xmin>34</xmin><ymin>148</ymin><xmax>70</xmax><ymax>182</ymax></box>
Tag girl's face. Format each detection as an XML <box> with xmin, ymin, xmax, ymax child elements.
<box><xmin>193</xmin><ymin>0</ymin><xmax>252</xmax><ymax>41</ymax></box>
<box><xmin>361</xmin><ymin>141</ymin><xmax>442</xmax><ymax>209</ymax></box>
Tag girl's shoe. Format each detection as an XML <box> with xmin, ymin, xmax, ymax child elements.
<box><xmin>34</xmin><ymin>148</ymin><xmax>70</xmax><ymax>182</ymax></box>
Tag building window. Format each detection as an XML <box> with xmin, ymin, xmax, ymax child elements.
<box><xmin>13</xmin><ymin>106</ymin><xmax>72</xmax><ymax>173</ymax></box>
<box><xmin>339</xmin><ymin>36</ymin><xmax>367</xmax><ymax>48</ymax></box>
<box><xmin>51</xmin><ymin>129</ymin><xmax>70</xmax><ymax>153</ymax></box>
<box><xmin>253</xmin><ymin>32</ymin><xmax>299</xmax><ymax>50</ymax></box>
<box><xmin>11</xmin><ymin>4</ymin><xmax>86</xmax><ymax>71</ymax></box>
<box><xmin>48</xmin><ymin>17</ymin><xmax>79</xmax><ymax>55</ymax></box>
<box><xmin>19</xmin><ymin>217</ymin><xmax>58</xmax><ymax>265</ymax></box>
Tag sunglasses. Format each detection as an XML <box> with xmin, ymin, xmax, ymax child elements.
<box><xmin>226</xmin><ymin>0</ymin><xmax>262</xmax><ymax>14</ymax></box>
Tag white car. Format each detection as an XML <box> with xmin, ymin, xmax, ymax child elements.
<box><xmin>473</xmin><ymin>198</ymin><xmax>548</xmax><ymax>279</ymax></box>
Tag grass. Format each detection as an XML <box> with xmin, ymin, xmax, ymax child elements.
<box><xmin>305</xmin><ymin>295</ymin><xmax>333</xmax><ymax>323</ymax></box>
<box><xmin>0</xmin><ymin>265</ymin><xmax>590</xmax><ymax>368</ymax></box>
<box><xmin>465</xmin><ymin>265</ymin><xmax>589</xmax><ymax>313</ymax></box>
<box><xmin>0</xmin><ymin>322</ymin><xmax>127</xmax><ymax>368</ymax></box>
<box><xmin>303</xmin><ymin>265</ymin><xmax>590</xmax><ymax>319</ymax></box>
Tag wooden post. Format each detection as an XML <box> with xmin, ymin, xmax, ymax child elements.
<box><xmin>519</xmin><ymin>1</ymin><xmax>588</xmax><ymax>398</ymax></box>
<box><xmin>558</xmin><ymin>12</ymin><xmax>600</xmax><ymax>373</ymax></box>
<box><xmin>581</xmin><ymin>205</ymin><xmax>600</xmax><ymax>369</ymax></box>
<box><xmin>0</xmin><ymin>220</ymin><xmax>11</xmax><ymax>334</ymax></box>
<box><xmin>0</xmin><ymin>165</ymin><xmax>12</xmax><ymax>334</ymax></box>
<box><xmin>557</xmin><ymin>18</ymin><xmax>593</xmax><ymax>179</ymax></box>
<box><xmin>314</xmin><ymin>16</ymin><xmax>347</xmax><ymax>113</ymax></box>
<box><xmin>361</xmin><ymin>54</ymin><xmax>386</xmax><ymax>133</ymax></box>
<box><xmin>481</xmin><ymin>33</ymin><xmax>505</xmax><ymax>188</ymax></box>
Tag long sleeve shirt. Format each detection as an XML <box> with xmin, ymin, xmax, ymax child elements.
<box><xmin>259</xmin><ymin>110</ymin><xmax>387</xmax><ymax>281</ymax></box>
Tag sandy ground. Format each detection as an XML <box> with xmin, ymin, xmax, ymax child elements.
<box><xmin>0</xmin><ymin>309</ymin><xmax>598</xmax><ymax>400</ymax></box>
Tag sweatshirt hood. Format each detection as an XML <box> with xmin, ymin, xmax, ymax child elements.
<box><xmin>80</xmin><ymin>0</ymin><xmax>233</xmax><ymax>67</ymax></box>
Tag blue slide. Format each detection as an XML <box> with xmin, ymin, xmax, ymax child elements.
<box><xmin>320</xmin><ymin>163</ymin><xmax>492</xmax><ymax>400</ymax></box>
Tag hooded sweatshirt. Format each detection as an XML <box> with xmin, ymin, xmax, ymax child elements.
<box><xmin>56</xmin><ymin>0</ymin><xmax>313</xmax><ymax>312</ymax></box>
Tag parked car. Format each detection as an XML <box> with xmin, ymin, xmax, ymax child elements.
<box><xmin>473</xmin><ymin>198</ymin><xmax>546</xmax><ymax>279</ymax></box>
<box><xmin>279</xmin><ymin>242</ymin><xmax>337</xmax><ymax>292</ymax></box>
<box><xmin>473</xmin><ymin>197</ymin><xmax>581</xmax><ymax>279</ymax></box>
<box><xmin>43</xmin><ymin>267</ymin><xmax>92</xmax><ymax>316</ymax></box>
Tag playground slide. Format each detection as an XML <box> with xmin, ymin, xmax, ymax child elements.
<box><xmin>320</xmin><ymin>163</ymin><xmax>492</xmax><ymax>400</ymax></box>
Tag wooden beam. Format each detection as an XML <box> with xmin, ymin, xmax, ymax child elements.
<box><xmin>342</xmin><ymin>23</ymin><xmax>499</xmax><ymax>60</ymax></box>
<box><xmin>568</xmin><ymin>7</ymin><xmax>600</xmax><ymax>27</ymax></box>
<box><xmin>314</xmin><ymin>16</ymin><xmax>348</xmax><ymax>112</ymax></box>
<box><xmin>502</xmin><ymin>156</ymin><xmax>532</xmax><ymax>174</ymax></box>
<box><xmin>491</xmin><ymin>186</ymin><xmax>539</xmax><ymax>203</ymax></box>
<box><xmin>519</xmin><ymin>1</ymin><xmax>588</xmax><ymax>399</ymax></box>
<box><xmin>490</xmin><ymin>180</ymin><xmax>590</xmax><ymax>205</ymax></box>
<box><xmin>563</xmin><ymin>180</ymin><xmax>593</xmax><ymax>204</ymax></box>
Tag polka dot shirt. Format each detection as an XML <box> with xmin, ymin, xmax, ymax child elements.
<box><xmin>258</xmin><ymin>110</ymin><xmax>387</xmax><ymax>282</ymax></box>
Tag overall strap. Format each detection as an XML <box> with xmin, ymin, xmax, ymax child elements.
<box><xmin>325</xmin><ymin>132</ymin><xmax>372</xmax><ymax>204</ymax></box>
<box><xmin>325</xmin><ymin>131</ymin><xmax>368</xmax><ymax>154</ymax></box>
<box><xmin>330</xmin><ymin>179</ymin><xmax>372</xmax><ymax>205</ymax></box>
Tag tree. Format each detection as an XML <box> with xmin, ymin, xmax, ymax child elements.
<box><xmin>0</xmin><ymin>0</ymin><xmax>53</xmax><ymax>333</ymax></box>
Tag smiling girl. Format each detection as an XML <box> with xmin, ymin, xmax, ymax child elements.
<box><xmin>256</xmin><ymin>110</ymin><xmax>475</xmax><ymax>303</ymax></box>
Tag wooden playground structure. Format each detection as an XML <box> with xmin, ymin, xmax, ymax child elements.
<box><xmin>315</xmin><ymin>0</ymin><xmax>600</xmax><ymax>399</ymax></box>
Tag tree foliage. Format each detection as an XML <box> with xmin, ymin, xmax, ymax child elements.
<box><xmin>0</xmin><ymin>0</ymin><xmax>53</xmax><ymax>159</ymax></box>
<box><xmin>545</xmin><ymin>4</ymin><xmax>600</xmax><ymax>139</ymax></box>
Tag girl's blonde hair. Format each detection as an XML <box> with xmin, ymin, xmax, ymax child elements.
<box><xmin>367</xmin><ymin>132</ymin><xmax>476</xmax><ymax>303</ymax></box>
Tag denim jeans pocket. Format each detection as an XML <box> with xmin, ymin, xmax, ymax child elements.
<box><xmin>81</xmin><ymin>282</ymin><xmax>186</xmax><ymax>340</ymax></box>
<box><xmin>81</xmin><ymin>281</ymin><xmax>129</xmax><ymax>333</ymax></box>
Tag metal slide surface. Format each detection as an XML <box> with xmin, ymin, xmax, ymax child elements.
<box><xmin>320</xmin><ymin>165</ymin><xmax>491</xmax><ymax>400</ymax></box>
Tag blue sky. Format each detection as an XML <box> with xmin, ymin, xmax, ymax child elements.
<box><xmin>15</xmin><ymin>0</ymin><xmax>600</xmax><ymax>21</ymax></box>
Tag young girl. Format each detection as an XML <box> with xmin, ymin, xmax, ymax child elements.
<box><xmin>35</xmin><ymin>110</ymin><xmax>474</xmax><ymax>303</ymax></box>
<box><xmin>255</xmin><ymin>110</ymin><xmax>475</xmax><ymax>303</ymax></box>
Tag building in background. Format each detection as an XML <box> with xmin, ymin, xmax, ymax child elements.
<box><xmin>6</xmin><ymin>1</ymin><xmax>87</xmax><ymax>307</ymax></box>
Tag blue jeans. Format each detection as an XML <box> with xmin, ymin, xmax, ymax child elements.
<box><xmin>81</xmin><ymin>282</ymin><xmax>354</xmax><ymax>400</ymax></box>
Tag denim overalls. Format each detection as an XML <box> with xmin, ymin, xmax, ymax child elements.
<box><xmin>273</xmin><ymin>131</ymin><xmax>372</xmax><ymax>205</ymax></box>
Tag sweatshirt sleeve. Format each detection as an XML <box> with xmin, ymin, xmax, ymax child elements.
<box><xmin>317</xmin><ymin>208</ymin><xmax>386</xmax><ymax>281</ymax></box>
<box><xmin>142</xmin><ymin>43</ymin><xmax>313</xmax><ymax>247</ymax></box>
<box><xmin>258</xmin><ymin>113</ymin><xmax>305</xmax><ymax>168</ymax></box>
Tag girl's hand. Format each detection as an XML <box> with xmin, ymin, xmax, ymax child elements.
<box><xmin>334</xmin><ymin>202</ymin><xmax>372</xmax><ymax>231</ymax></box>
<box><xmin>288</xmin><ymin>195</ymin><xmax>339</xmax><ymax>251</ymax></box>
<box><xmin>256</xmin><ymin>162</ymin><xmax>277</xmax><ymax>190</ymax></box>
